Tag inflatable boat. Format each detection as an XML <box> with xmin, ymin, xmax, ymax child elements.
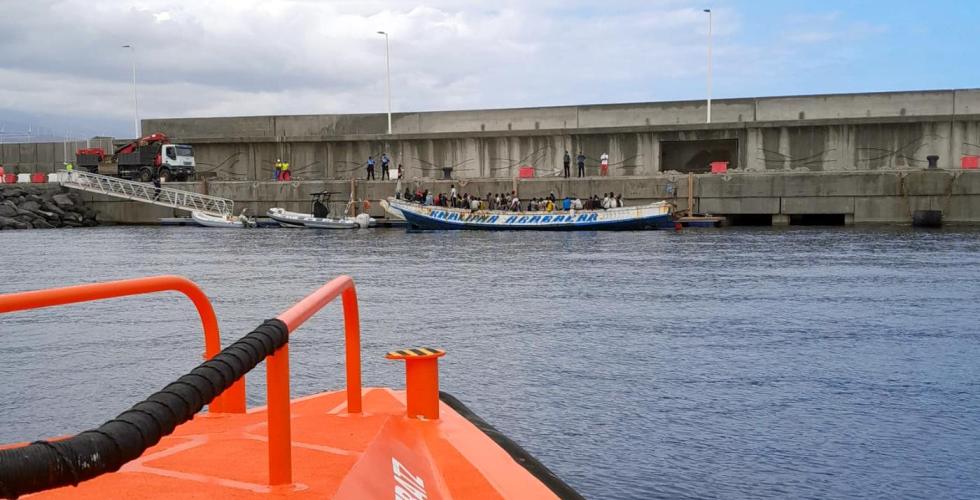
<box><xmin>267</xmin><ymin>207</ymin><xmax>367</xmax><ymax>229</ymax></box>
<box><xmin>191</xmin><ymin>210</ymin><xmax>257</xmax><ymax>228</ymax></box>
<box><xmin>268</xmin><ymin>191</ymin><xmax>374</xmax><ymax>229</ymax></box>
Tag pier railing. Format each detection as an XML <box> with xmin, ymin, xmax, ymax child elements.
<box><xmin>58</xmin><ymin>170</ymin><xmax>234</xmax><ymax>217</ymax></box>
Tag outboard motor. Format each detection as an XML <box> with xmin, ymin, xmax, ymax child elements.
<box><xmin>355</xmin><ymin>213</ymin><xmax>372</xmax><ymax>229</ymax></box>
<box><xmin>313</xmin><ymin>200</ymin><xmax>329</xmax><ymax>218</ymax></box>
<box><xmin>240</xmin><ymin>208</ymin><xmax>258</xmax><ymax>228</ymax></box>
<box><xmin>312</xmin><ymin>193</ymin><xmax>331</xmax><ymax>218</ymax></box>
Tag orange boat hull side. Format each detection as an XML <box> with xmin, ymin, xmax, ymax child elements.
<box><xmin>25</xmin><ymin>388</ymin><xmax>558</xmax><ymax>499</ymax></box>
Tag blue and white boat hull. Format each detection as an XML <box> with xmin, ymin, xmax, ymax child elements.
<box><xmin>388</xmin><ymin>198</ymin><xmax>672</xmax><ymax>231</ymax></box>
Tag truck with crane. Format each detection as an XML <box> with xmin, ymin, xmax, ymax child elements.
<box><xmin>75</xmin><ymin>133</ymin><xmax>196</xmax><ymax>182</ymax></box>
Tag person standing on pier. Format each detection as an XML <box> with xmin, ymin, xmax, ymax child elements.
<box><xmin>563</xmin><ymin>150</ymin><xmax>571</xmax><ymax>178</ymax></box>
<box><xmin>280</xmin><ymin>160</ymin><xmax>291</xmax><ymax>181</ymax></box>
<box><xmin>366</xmin><ymin>156</ymin><xmax>376</xmax><ymax>180</ymax></box>
<box><xmin>600</xmin><ymin>152</ymin><xmax>609</xmax><ymax>176</ymax></box>
<box><xmin>152</xmin><ymin>176</ymin><xmax>161</xmax><ymax>200</ymax></box>
<box><xmin>381</xmin><ymin>153</ymin><xmax>390</xmax><ymax>180</ymax></box>
<box><xmin>274</xmin><ymin>158</ymin><xmax>282</xmax><ymax>181</ymax></box>
<box><xmin>576</xmin><ymin>151</ymin><xmax>586</xmax><ymax>177</ymax></box>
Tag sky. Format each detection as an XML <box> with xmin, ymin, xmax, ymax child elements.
<box><xmin>0</xmin><ymin>0</ymin><xmax>977</xmax><ymax>140</ymax></box>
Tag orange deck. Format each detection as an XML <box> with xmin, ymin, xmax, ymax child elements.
<box><xmin>29</xmin><ymin>388</ymin><xmax>557</xmax><ymax>499</ymax></box>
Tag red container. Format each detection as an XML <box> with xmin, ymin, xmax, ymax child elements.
<box><xmin>962</xmin><ymin>156</ymin><xmax>979</xmax><ymax>169</ymax></box>
<box><xmin>77</xmin><ymin>147</ymin><xmax>105</xmax><ymax>158</ymax></box>
<box><xmin>710</xmin><ymin>161</ymin><xmax>729</xmax><ymax>174</ymax></box>
<box><xmin>3</xmin><ymin>173</ymin><xmax>16</xmax><ymax>184</ymax></box>
<box><xmin>31</xmin><ymin>172</ymin><xmax>47</xmax><ymax>183</ymax></box>
<box><xmin>518</xmin><ymin>166</ymin><xmax>535</xmax><ymax>178</ymax></box>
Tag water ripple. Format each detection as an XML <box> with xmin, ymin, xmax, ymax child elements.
<box><xmin>1</xmin><ymin>225</ymin><xmax>979</xmax><ymax>498</ymax></box>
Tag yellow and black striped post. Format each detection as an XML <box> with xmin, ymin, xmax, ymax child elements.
<box><xmin>385</xmin><ymin>347</ymin><xmax>446</xmax><ymax>419</ymax></box>
<box><xmin>385</xmin><ymin>347</ymin><xmax>445</xmax><ymax>359</ymax></box>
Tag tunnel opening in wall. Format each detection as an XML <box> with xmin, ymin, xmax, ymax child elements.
<box><xmin>725</xmin><ymin>214</ymin><xmax>772</xmax><ymax>226</ymax></box>
<box><xmin>790</xmin><ymin>214</ymin><xmax>847</xmax><ymax>226</ymax></box>
<box><xmin>660</xmin><ymin>139</ymin><xmax>738</xmax><ymax>173</ymax></box>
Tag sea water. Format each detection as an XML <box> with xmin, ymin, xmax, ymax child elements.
<box><xmin>1</xmin><ymin>226</ymin><xmax>978</xmax><ymax>499</ymax></box>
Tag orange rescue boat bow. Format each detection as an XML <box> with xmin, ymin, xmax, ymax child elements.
<box><xmin>0</xmin><ymin>275</ymin><xmax>581</xmax><ymax>499</ymax></box>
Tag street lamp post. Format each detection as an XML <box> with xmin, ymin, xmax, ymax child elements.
<box><xmin>122</xmin><ymin>44</ymin><xmax>140</xmax><ymax>138</ymax></box>
<box><xmin>703</xmin><ymin>9</ymin><xmax>712</xmax><ymax>124</ymax></box>
<box><xmin>376</xmin><ymin>31</ymin><xmax>392</xmax><ymax>135</ymax></box>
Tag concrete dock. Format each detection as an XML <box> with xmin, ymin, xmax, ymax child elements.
<box><xmin>77</xmin><ymin>170</ymin><xmax>980</xmax><ymax>225</ymax></box>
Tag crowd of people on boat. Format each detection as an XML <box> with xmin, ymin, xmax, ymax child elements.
<box><xmin>397</xmin><ymin>186</ymin><xmax>625</xmax><ymax>212</ymax></box>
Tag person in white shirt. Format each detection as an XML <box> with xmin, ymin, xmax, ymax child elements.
<box><xmin>510</xmin><ymin>195</ymin><xmax>521</xmax><ymax>211</ymax></box>
<box><xmin>572</xmin><ymin>197</ymin><xmax>583</xmax><ymax>210</ymax></box>
<box><xmin>599</xmin><ymin>152</ymin><xmax>609</xmax><ymax>176</ymax></box>
<box><xmin>470</xmin><ymin>198</ymin><xmax>481</xmax><ymax>211</ymax></box>
<box><xmin>602</xmin><ymin>193</ymin><xmax>611</xmax><ymax>209</ymax></box>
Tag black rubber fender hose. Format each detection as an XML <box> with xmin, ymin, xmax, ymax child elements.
<box><xmin>438</xmin><ymin>391</ymin><xmax>585</xmax><ymax>500</ymax></box>
<box><xmin>0</xmin><ymin>318</ymin><xmax>288</xmax><ymax>499</ymax></box>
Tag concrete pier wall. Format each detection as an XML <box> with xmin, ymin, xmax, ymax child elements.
<box><xmin>80</xmin><ymin>170</ymin><xmax>980</xmax><ymax>225</ymax></box>
<box><xmin>166</xmin><ymin>120</ymin><xmax>980</xmax><ymax>181</ymax></box>
<box><xmin>8</xmin><ymin>89</ymin><xmax>980</xmax><ymax>225</ymax></box>
<box><xmin>0</xmin><ymin>138</ymin><xmax>114</xmax><ymax>174</ymax></box>
<box><xmin>131</xmin><ymin>89</ymin><xmax>980</xmax><ymax>181</ymax></box>
<box><xmin>4</xmin><ymin>90</ymin><xmax>980</xmax><ymax>180</ymax></box>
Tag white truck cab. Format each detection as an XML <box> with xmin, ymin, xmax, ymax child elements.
<box><xmin>163</xmin><ymin>144</ymin><xmax>195</xmax><ymax>168</ymax></box>
<box><xmin>161</xmin><ymin>144</ymin><xmax>195</xmax><ymax>181</ymax></box>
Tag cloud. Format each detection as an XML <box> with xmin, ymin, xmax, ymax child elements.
<box><xmin>782</xmin><ymin>11</ymin><xmax>887</xmax><ymax>45</ymax></box>
<box><xmin>0</xmin><ymin>1</ymin><xmax>899</xmax><ymax>139</ymax></box>
<box><xmin>0</xmin><ymin>1</ymin><xmax>747</xmax><ymax>137</ymax></box>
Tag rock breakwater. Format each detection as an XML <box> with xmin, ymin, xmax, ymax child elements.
<box><xmin>0</xmin><ymin>185</ymin><xmax>98</xmax><ymax>230</ymax></box>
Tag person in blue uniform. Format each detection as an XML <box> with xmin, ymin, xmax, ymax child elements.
<box><xmin>380</xmin><ymin>153</ymin><xmax>390</xmax><ymax>180</ymax></box>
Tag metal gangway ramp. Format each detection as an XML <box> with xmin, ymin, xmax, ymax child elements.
<box><xmin>58</xmin><ymin>170</ymin><xmax>234</xmax><ymax>217</ymax></box>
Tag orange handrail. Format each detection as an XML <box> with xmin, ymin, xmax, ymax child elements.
<box><xmin>0</xmin><ymin>275</ymin><xmax>246</xmax><ymax>414</ymax></box>
<box><xmin>267</xmin><ymin>274</ymin><xmax>361</xmax><ymax>485</ymax></box>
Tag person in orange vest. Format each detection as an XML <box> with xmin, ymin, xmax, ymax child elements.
<box><xmin>280</xmin><ymin>160</ymin><xmax>291</xmax><ymax>181</ymax></box>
